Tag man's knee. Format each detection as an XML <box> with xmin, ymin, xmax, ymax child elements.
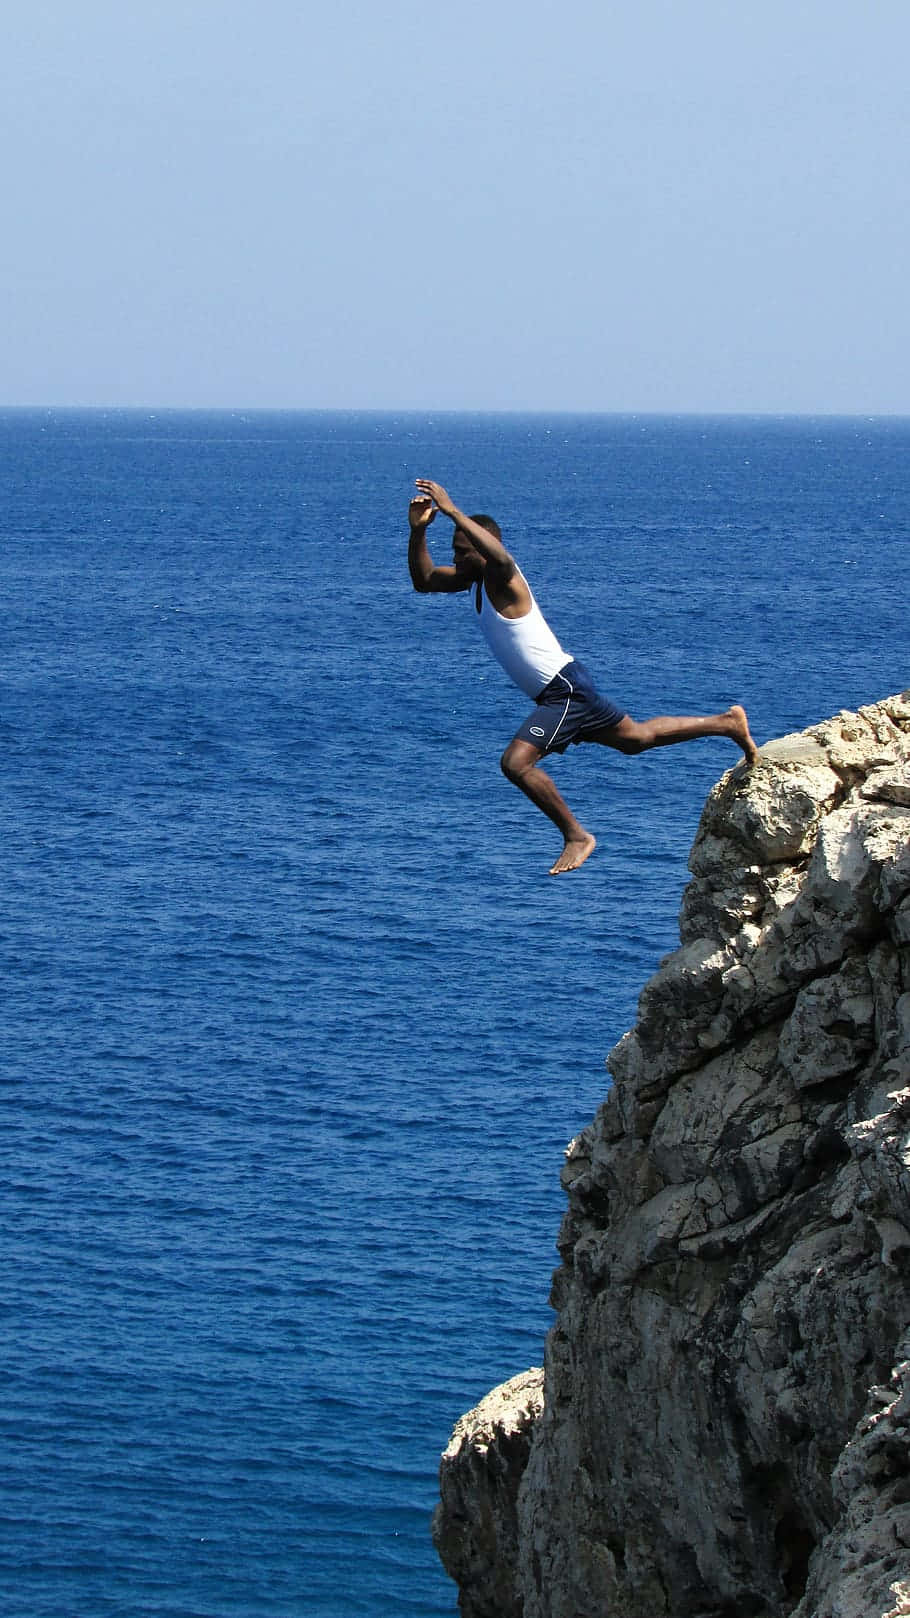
<box><xmin>500</xmin><ymin>746</ymin><xmax>523</xmax><ymax>783</ymax></box>
<box><xmin>606</xmin><ymin>717</ymin><xmax>651</xmax><ymax>755</ymax></box>
<box><xmin>615</xmin><ymin>729</ymin><xmax>650</xmax><ymax>756</ymax></box>
<box><xmin>500</xmin><ymin>741</ymin><xmax>538</xmax><ymax>782</ymax></box>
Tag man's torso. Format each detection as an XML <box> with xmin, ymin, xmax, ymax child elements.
<box><xmin>473</xmin><ymin>570</ymin><xmax>570</xmax><ymax>699</ymax></box>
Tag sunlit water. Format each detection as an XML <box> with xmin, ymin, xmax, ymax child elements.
<box><xmin>1</xmin><ymin>409</ymin><xmax>906</xmax><ymax>1616</ymax></box>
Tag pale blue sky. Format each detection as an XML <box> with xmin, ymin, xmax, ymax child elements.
<box><xmin>3</xmin><ymin>0</ymin><xmax>908</xmax><ymax>411</ymax></box>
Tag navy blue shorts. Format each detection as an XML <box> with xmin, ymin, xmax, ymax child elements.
<box><xmin>514</xmin><ymin>660</ymin><xmax>626</xmax><ymax>755</ymax></box>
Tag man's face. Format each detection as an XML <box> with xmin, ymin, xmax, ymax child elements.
<box><xmin>452</xmin><ymin>528</ymin><xmax>483</xmax><ymax>578</ymax></box>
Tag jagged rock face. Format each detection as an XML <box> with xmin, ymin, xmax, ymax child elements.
<box><xmin>435</xmin><ymin>695</ymin><xmax>910</xmax><ymax>1618</ymax></box>
<box><xmin>432</xmin><ymin>1370</ymin><xmax>545</xmax><ymax>1618</ymax></box>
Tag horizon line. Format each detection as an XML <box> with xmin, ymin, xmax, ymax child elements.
<box><xmin>0</xmin><ymin>403</ymin><xmax>908</xmax><ymax>421</ymax></box>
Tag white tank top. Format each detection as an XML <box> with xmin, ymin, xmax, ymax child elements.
<box><xmin>474</xmin><ymin>571</ymin><xmax>570</xmax><ymax>699</ymax></box>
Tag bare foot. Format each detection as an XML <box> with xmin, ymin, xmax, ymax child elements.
<box><xmin>725</xmin><ymin>704</ymin><xmax>758</xmax><ymax>766</ymax></box>
<box><xmin>549</xmin><ymin>832</ymin><xmax>597</xmax><ymax>875</ymax></box>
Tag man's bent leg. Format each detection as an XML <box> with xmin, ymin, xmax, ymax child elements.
<box><xmin>593</xmin><ymin>705</ymin><xmax>758</xmax><ymax>764</ymax></box>
<box><xmin>500</xmin><ymin>738</ymin><xmax>597</xmax><ymax>875</ymax></box>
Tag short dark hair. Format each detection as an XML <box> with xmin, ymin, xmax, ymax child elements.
<box><xmin>469</xmin><ymin>514</ymin><xmax>501</xmax><ymax>540</ymax></box>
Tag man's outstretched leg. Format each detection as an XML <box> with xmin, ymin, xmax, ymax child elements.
<box><xmin>597</xmin><ymin>704</ymin><xmax>759</xmax><ymax>763</ymax></box>
<box><xmin>500</xmin><ymin>739</ymin><xmax>596</xmax><ymax>875</ymax></box>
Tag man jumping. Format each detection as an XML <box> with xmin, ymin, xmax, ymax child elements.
<box><xmin>408</xmin><ymin>478</ymin><xmax>758</xmax><ymax>875</ymax></box>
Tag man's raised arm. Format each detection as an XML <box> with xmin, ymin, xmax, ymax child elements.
<box><xmin>414</xmin><ymin>479</ymin><xmax>513</xmax><ymax>571</ymax></box>
<box><xmin>408</xmin><ymin>494</ymin><xmax>462</xmax><ymax>593</ymax></box>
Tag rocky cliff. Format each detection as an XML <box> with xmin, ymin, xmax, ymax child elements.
<box><xmin>434</xmin><ymin>694</ymin><xmax>910</xmax><ymax>1618</ymax></box>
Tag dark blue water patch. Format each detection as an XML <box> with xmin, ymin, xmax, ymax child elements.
<box><xmin>0</xmin><ymin>409</ymin><xmax>906</xmax><ymax>1617</ymax></box>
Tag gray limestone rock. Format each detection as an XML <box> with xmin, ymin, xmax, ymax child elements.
<box><xmin>432</xmin><ymin>1369</ymin><xmax>544</xmax><ymax>1618</ymax></box>
<box><xmin>434</xmin><ymin>693</ymin><xmax>910</xmax><ymax>1618</ymax></box>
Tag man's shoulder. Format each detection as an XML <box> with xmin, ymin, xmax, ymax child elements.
<box><xmin>483</xmin><ymin>558</ymin><xmax>533</xmax><ymax>615</ymax></box>
<box><xmin>484</xmin><ymin>552</ymin><xmax>524</xmax><ymax>587</ymax></box>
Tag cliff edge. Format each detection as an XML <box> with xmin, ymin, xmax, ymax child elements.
<box><xmin>434</xmin><ymin>693</ymin><xmax>910</xmax><ymax>1618</ymax></box>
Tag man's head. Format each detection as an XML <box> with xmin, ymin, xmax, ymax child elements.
<box><xmin>452</xmin><ymin>514</ymin><xmax>501</xmax><ymax>577</ymax></box>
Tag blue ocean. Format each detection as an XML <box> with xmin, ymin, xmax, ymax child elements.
<box><xmin>0</xmin><ymin>410</ymin><xmax>905</xmax><ymax>1617</ymax></box>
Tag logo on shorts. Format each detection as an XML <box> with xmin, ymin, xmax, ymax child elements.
<box><xmin>530</xmin><ymin>726</ymin><xmax>546</xmax><ymax>737</ymax></box>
